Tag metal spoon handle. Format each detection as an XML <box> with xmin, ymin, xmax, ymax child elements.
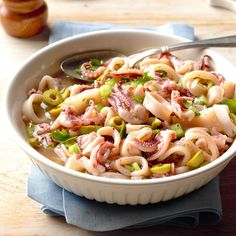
<box><xmin>128</xmin><ymin>35</ymin><xmax>236</xmax><ymax>67</ymax></box>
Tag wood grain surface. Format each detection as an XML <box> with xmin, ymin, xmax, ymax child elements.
<box><xmin>1</xmin><ymin>0</ymin><xmax>236</xmax><ymax>235</ymax></box>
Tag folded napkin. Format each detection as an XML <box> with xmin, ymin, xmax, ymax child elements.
<box><xmin>27</xmin><ymin>20</ymin><xmax>222</xmax><ymax>232</ymax></box>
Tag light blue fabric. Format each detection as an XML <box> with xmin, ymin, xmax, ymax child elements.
<box><xmin>49</xmin><ymin>20</ymin><xmax>195</xmax><ymax>43</ymax></box>
<box><xmin>27</xmin><ymin>21</ymin><xmax>222</xmax><ymax>232</ymax></box>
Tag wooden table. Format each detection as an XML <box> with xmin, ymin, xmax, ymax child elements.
<box><xmin>1</xmin><ymin>0</ymin><xmax>236</xmax><ymax>235</ymax></box>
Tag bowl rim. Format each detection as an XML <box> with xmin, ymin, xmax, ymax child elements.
<box><xmin>4</xmin><ymin>28</ymin><xmax>236</xmax><ymax>186</ymax></box>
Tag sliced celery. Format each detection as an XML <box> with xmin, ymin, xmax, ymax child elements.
<box><xmin>150</xmin><ymin>164</ymin><xmax>171</xmax><ymax>174</ymax></box>
<box><xmin>99</xmin><ymin>84</ymin><xmax>113</xmax><ymax>99</ymax></box>
<box><xmin>187</xmin><ymin>150</ymin><xmax>205</xmax><ymax>169</ymax></box>
<box><xmin>43</xmin><ymin>89</ymin><xmax>63</xmax><ymax>106</ymax></box>
<box><xmin>68</xmin><ymin>143</ymin><xmax>80</xmax><ymax>154</ymax></box>
<box><xmin>153</xmin><ymin>129</ymin><xmax>160</xmax><ymax>135</ymax></box>
<box><xmin>132</xmin><ymin>162</ymin><xmax>141</xmax><ymax>171</ymax></box>
<box><xmin>105</xmin><ymin>78</ymin><xmax>119</xmax><ymax>87</ymax></box>
<box><xmin>221</xmin><ymin>99</ymin><xmax>236</xmax><ymax>114</ymax></box>
<box><xmin>151</xmin><ymin>118</ymin><xmax>162</xmax><ymax>129</ymax></box>
<box><xmin>79</xmin><ymin>125</ymin><xmax>102</xmax><ymax>134</ymax></box>
<box><xmin>49</xmin><ymin>103</ymin><xmax>64</xmax><ymax>117</ymax></box>
<box><xmin>96</xmin><ymin>103</ymin><xmax>104</xmax><ymax>112</ymax></box>
<box><xmin>170</xmin><ymin>123</ymin><xmax>185</xmax><ymax>138</ymax></box>
<box><xmin>107</xmin><ymin>116</ymin><xmax>125</xmax><ymax>132</ymax></box>
<box><xmin>132</xmin><ymin>95</ymin><xmax>143</xmax><ymax>104</ymax></box>
<box><xmin>195</xmin><ymin>95</ymin><xmax>208</xmax><ymax>106</ymax></box>
<box><xmin>60</xmin><ymin>88</ymin><xmax>70</xmax><ymax>100</ymax></box>
<box><xmin>29</xmin><ymin>137</ymin><xmax>40</xmax><ymax>147</ymax></box>
<box><xmin>125</xmin><ymin>165</ymin><xmax>135</xmax><ymax>172</ymax></box>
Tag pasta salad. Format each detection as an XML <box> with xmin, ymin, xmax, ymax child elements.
<box><xmin>22</xmin><ymin>52</ymin><xmax>236</xmax><ymax>179</ymax></box>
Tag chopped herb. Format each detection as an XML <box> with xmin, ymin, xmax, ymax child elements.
<box><xmin>96</xmin><ymin>103</ymin><xmax>104</xmax><ymax>112</ymax></box>
<box><xmin>26</xmin><ymin>123</ymin><xmax>35</xmax><ymax>137</ymax></box>
<box><xmin>88</xmin><ymin>58</ymin><xmax>102</xmax><ymax>71</ymax></box>
<box><xmin>135</xmin><ymin>73</ymin><xmax>155</xmax><ymax>85</ymax></box>
<box><xmin>130</xmin><ymin>82</ymin><xmax>138</xmax><ymax>88</ymax></box>
<box><xmin>79</xmin><ymin>125</ymin><xmax>102</xmax><ymax>135</ymax></box>
<box><xmin>75</xmin><ymin>68</ymin><xmax>82</xmax><ymax>75</ymax></box>
<box><xmin>90</xmin><ymin>58</ymin><xmax>101</xmax><ymax>66</ymax></box>
<box><xmin>122</xmin><ymin>78</ymin><xmax>131</xmax><ymax>83</ymax></box>
<box><xmin>50</xmin><ymin>129</ymin><xmax>71</xmax><ymax>143</ymax></box>
<box><xmin>195</xmin><ymin>95</ymin><xmax>208</xmax><ymax>106</ymax></box>
<box><xmin>105</xmin><ymin>78</ymin><xmax>119</xmax><ymax>87</ymax></box>
<box><xmin>183</xmin><ymin>100</ymin><xmax>191</xmax><ymax>108</ymax></box>
<box><xmin>190</xmin><ymin>106</ymin><xmax>200</xmax><ymax>116</ymax></box>
<box><xmin>119</xmin><ymin>125</ymin><xmax>127</xmax><ymax>139</ymax></box>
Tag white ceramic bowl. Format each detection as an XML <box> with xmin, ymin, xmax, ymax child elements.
<box><xmin>5</xmin><ymin>30</ymin><xmax>236</xmax><ymax>205</ymax></box>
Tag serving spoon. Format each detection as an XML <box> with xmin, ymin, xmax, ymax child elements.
<box><xmin>61</xmin><ymin>35</ymin><xmax>236</xmax><ymax>82</ymax></box>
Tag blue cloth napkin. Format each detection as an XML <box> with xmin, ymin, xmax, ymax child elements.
<box><xmin>27</xmin><ymin>20</ymin><xmax>222</xmax><ymax>232</ymax></box>
<box><xmin>49</xmin><ymin>20</ymin><xmax>195</xmax><ymax>44</ymax></box>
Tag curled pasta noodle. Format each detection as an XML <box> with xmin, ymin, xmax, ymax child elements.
<box><xmin>77</xmin><ymin>132</ymin><xmax>97</xmax><ymax>150</ymax></box>
<box><xmin>207</xmin><ymin>85</ymin><xmax>224</xmax><ymax>106</ymax></box>
<box><xmin>148</xmin><ymin>130</ymin><xmax>176</xmax><ymax>161</ymax></box>
<box><xmin>132</xmin><ymin>84</ymin><xmax>145</xmax><ymax>98</ymax></box>
<box><xmin>22</xmin><ymin>94</ymin><xmax>48</xmax><ymax>124</ymax></box>
<box><xmin>176</xmin><ymin>60</ymin><xmax>199</xmax><ymax>74</ymax></box>
<box><xmin>185</xmin><ymin>128</ymin><xmax>219</xmax><ymax>162</ymax></box>
<box><xmin>82</xmin><ymin>136</ymin><xmax>104</xmax><ymax>157</ymax></box>
<box><xmin>175</xmin><ymin>166</ymin><xmax>190</xmax><ymax>175</ymax></box>
<box><xmin>120</xmin><ymin>131</ymin><xmax>142</xmax><ymax>157</ymax></box>
<box><xmin>145</xmin><ymin>63</ymin><xmax>180</xmax><ymax>81</ymax></box>
<box><xmin>172</xmin><ymin>107</ymin><xmax>225</xmax><ymax>133</ymax></box>
<box><xmin>129</xmin><ymin>127</ymin><xmax>159</xmax><ymax>152</ymax></box>
<box><xmin>171</xmin><ymin>90</ymin><xmax>195</xmax><ymax>121</ymax></box>
<box><xmin>115</xmin><ymin>156</ymin><xmax>149</xmax><ymax>177</ymax></box>
<box><xmin>126</xmin><ymin>124</ymin><xmax>148</xmax><ymax>133</ymax></box>
<box><xmin>54</xmin><ymin>145</ymin><xmax>68</xmax><ymax>163</ymax></box>
<box><xmin>97</xmin><ymin>127</ymin><xmax>121</xmax><ymax>155</ymax></box>
<box><xmin>108</xmin><ymin>57</ymin><xmax>129</xmax><ymax>72</ymax></box>
<box><xmin>83</xmin><ymin>141</ymin><xmax>115</xmax><ymax>176</ymax></box>
<box><xmin>65</xmin><ymin>154</ymin><xmax>85</xmax><ymax>172</ymax></box>
<box><xmin>182</xmin><ymin>71</ymin><xmax>219</xmax><ymax>96</ymax></box>
<box><xmin>143</xmin><ymin>92</ymin><xmax>172</xmax><ymax>122</ymax></box>
<box><xmin>213</xmin><ymin>104</ymin><xmax>236</xmax><ymax>137</ymax></box>
<box><xmin>100</xmin><ymin>106</ymin><xmax>117</xmax><ymax>126</ymax></box>
<box><xmin>158</xmin><ymin>142</ymin><xmax>192</xmax><ymax>165</ymax></box>
<box><xmin>223</xmin><ymin>80</ymin><xmax>236</xmax><ymax>98</ymax></box>
<box><xmin>69</xmin><ymin>84</ymin><xmax>93</xmax><ymax>96</ymax></box>
<box><xmin>38</xmin><ymin>75</ymin><xmax>58</xmax><ymax>92</ymax></box>
<box><xmin>64</xmin><ymin>88</ymin><xmax>101</xmax><ymax>114</ymax></box>
<box><xmin>139</xmin><ymin>57</ymin><xmax>160</xmax><ymax>71</ymax></box>
<box><xmin>82</xmin><ymin>155</ymin><xmax>105</xmax><ymax>176</ymax></box>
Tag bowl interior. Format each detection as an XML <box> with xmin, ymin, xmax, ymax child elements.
<box><xmin>5</xmin><ymin>29</ymin><xmax>236</xmax><ymax>184</ymax></box>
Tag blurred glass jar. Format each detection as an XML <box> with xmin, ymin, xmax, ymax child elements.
<box><xmin>0</xmin><ymin>0</ymin><xmax>48</xmax><ymax>38</ymax></box>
